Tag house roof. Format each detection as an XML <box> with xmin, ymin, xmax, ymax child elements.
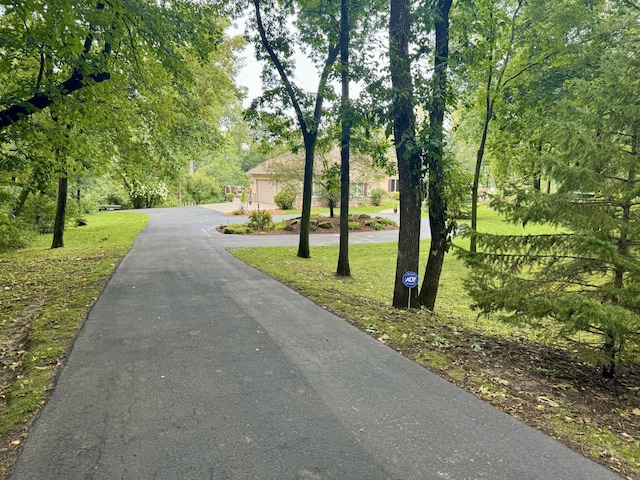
<box><xmin>247</xmin><ymin>150</ymin><xmax>308</xmax><ymax>176</ymax></box>
<box><xmin>247</xmin><ymin>146</ymin><xmax>396</xmax><ymax>182</ymax></box>
<box><xmin>247</xmin><ymin>147</ymin><xmax>360</xmax><ymax>176</ymax></box>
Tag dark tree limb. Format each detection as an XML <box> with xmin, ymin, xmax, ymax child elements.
<box><xmin>0</xmin><ymin>71</ymin><xmax>110</xmax><ymax>131</ymax></box>
<box><xmin>0</xmin><ymin>2</ymin><xmax>111</xmax><ymax>131</ymax></box>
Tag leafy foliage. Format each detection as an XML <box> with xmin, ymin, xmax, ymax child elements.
<box><xmin>458</xmin><ymin>3</ymin><xmax>640</xmax><ymax>376</ymax></box>
<box><xmin>273</xmin><ymin>188</ymin><xmax>297</xmax><ymax>210</ymax></box>
<box><xmin>369</xmin><ymin>187</ymin><xmax>386</xmax><ymax>206</ymax></box>
<box><xmin>185</xmin><ymin>172</ymin><xmax>223</xmax><ymax>205</ymax></box>
<box><xmin>248</xmin><ymin>210</ymin><xmax>273</xmax><ymax>231</ymax></box>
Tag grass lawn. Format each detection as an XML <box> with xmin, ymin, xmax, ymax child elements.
<box><xmin>0</xmin><ymin>211</ymin><xmax>148</xmax><ymax>478</ymax></box>
<box><xmin>230</xmin><ymin>205</ymin><xmax>640</xmax><ymax>479</ymax></box>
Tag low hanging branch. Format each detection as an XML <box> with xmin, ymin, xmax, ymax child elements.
<box><xmin>0</xmin><ymin>2</ymin><xmax>112</xmax><ymax>131</ymax></box>
<box><xmin>0</xmin><ymin>71</ymin><xmax>111</xmax><ymax>131</ymax></box>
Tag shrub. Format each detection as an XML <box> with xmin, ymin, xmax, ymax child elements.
<box><xmin>226</xmin><ymin>192</ymin><xmax>235</xmax><ymax>202</ymax></box>
<box><xmin>274</xmin><ymin>188</ymin><xmax>296</xmax><ymax>210</ymax></box>
<box><xmin>370</xmin><ymin>188</ymin><xmax>387</xmax><ymax>206</ymax></box>
<box><xmin>348</xmin><ymin>221</ymin><xmax>361</xmax><ymax>230</ymax></box>
<box><xmin>378</xmin><ymin>216</ymin><xmax>397</xmax><ymax>226</ymax></box>
<box><xmin>248</xmin><ymin>210</ymin><xmax>273</xmax><ymax>231</ymax></box>
<box><xmin>105</xmin><ymin>193</ymin><xmax>126</xmax><ymax>207</ymax></box>
<box><xmin>185</xmin><ymin>172</ymin><xmax>223</xmax><ymax>205</ymax></box>
<box><xmin>222</xmin><ymin>223</ymin><xmax>252</xmax><ymax>234</ymax></box>
<box><xmin>0</xmin><ymin>215</ymin><xmax>33</xmax><ymax>252</ymax></box>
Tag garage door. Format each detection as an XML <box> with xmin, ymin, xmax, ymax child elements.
<box><xmin>256</xmin><ymin>180</ymin><xmax>275</xmax><ymax>205</ymax></box>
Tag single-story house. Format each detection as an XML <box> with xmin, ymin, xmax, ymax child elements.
<box><xmin>247</xmin><ymin>147</ymin><xmax>399</xmax><ymax>208</ymax></box>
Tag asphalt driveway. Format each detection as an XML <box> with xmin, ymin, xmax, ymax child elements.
<box><xmin>9</xmin><ymin>206</ymin><xmax>619</xmax><ymax>479</ymax></box>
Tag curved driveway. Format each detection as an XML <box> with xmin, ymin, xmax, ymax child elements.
<box><xmin>10</xmin><ymin>206</ymin><xmax>619</xmax><ymax>480</ymax></box>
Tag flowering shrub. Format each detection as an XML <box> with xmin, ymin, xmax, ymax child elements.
<box><xmin>130</xmin><ymin>182</ymin><xmax>169</xmax><ymax>208</ymax></box>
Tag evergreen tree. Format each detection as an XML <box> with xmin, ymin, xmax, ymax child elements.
<box><xmin>458</xmin><ymin>3</ymin><xmax>640</xmax><ymax>377</ymax></box>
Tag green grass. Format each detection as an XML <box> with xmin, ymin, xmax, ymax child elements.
<box><xmin>231</xmin><ymin>205</ymin><xmax>555</xmax><ymax>339</ymax></box>
<box><xmin>459</xmin><ymin>205</ymin><xmax>566</xmax><ymax>236</ymax></box>
<box><xmin>0</xmin><ymin>211</ymin><xmax>147</xmax><ymax>471</ymax></box>
<box><xmin>550</xmin><ymin>417</ymin><xmax>640</xmax><ymax>474</ymax></box>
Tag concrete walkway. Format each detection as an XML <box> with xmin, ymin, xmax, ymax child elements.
<box><xmin>9</xmin><ymin>206</ymin><xmax>619</xmax><ymax>480</ymax></box>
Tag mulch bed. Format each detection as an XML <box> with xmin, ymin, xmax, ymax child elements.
<box><xmin>218</xmin><ymin>214</ymin><xmax>398</xmax><ymax>235</ymax></box>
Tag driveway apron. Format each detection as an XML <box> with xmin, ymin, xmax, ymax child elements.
<box><xmin>9</xmin><ymin>206</ymin><xmax>619</xmax><ymax>480</ymax></box>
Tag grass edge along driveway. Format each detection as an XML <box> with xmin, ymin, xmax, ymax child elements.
<box><xmin>0</xmin><ymin>212</ymin><xmax>148</xmax><ymax>479</ymax></box>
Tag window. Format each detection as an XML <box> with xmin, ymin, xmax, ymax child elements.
<box><xmin>389</xmin><ymin>178</ymin><xmax>399</xmax><ymax>192</ymax></box>
<box><xmin>350</xmin><ymin>182</ymin><xmax>365</xmax><ymax>197</ymax></box>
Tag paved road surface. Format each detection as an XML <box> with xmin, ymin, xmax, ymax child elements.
<box><xmin>10</xmin><ymin>206</ymin><xmax>619</xmax><ymax>479</ymax></box>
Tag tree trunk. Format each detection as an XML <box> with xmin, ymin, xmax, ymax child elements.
<box><xmin>51</xmin><ymin>176</ymin><xmax>68</xmax><ymax>249</ymax></box>
<box><xmin>470</xmin><ymin>74</ymin><xmax>493</xmax><ymax>253</ymax></box>
<box><xmin>602</xmin><ymin>330</ymin><xmax>616</xmax><ymax>379</ymax></box>
<box><xmin>336</xmin><ymin>0</ymin><xmax>351</xmax><ymax>277</ymax></box>
<box><xmin>532</xmin><ymin>172</ymin><xmax>541</xmax><ymax>191</ymax></box>
<box><xmin>298</xmin><ymin>136</ymin><xmax>316</xmax><ymax>258</ymax></box>
<box><xmin>390</xmin><ymin>0</ymin><xmax>421</xmax><ymax>308</ymax></box>
<box><xmin>12</xmin><ymin>183</ymin><xmax>32</xmax><ymax>217</ymax></box>
<box><xmin>252</xmin><ymin>0</ymin><xmax>339</xmax><ymax>260</ymax></box>
<box><xmin>419</xmin><ymin>0</ymin><xmax>452</xmax><ymax>310</ymax></box>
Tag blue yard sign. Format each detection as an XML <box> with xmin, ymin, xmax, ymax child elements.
<box><xmin>402</xmin><ymin>271</ymin><xmax>418</xmax><ymax>288</ymax></box>
<box><xmin>402</xmin><ymin>271</ymin><xmax>418</xmax><ymax>309</ymax></box>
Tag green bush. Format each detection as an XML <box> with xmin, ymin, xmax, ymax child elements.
<box><xmin>370</xmin><ymin>188</ymin><xmax>387</xmax><ymax>206</ymax></box>
<box><xmin>0</xmin><ymin>215</ymin><xmax>34</xmax><ymax>252</ymax></box>
<box><xmin>222</xmin><ymin>223</ymin><xmax>252</xmax><ymax>234</ymax></box>
<box><xmin>104</xmin><ymin>193</ymin><xmax>127</xmax><ymax>207</ymax></box>
<box><xmin>248</xmin><ymin>210</ymin><xmax>273</xmax><ymax>231</ymax></box>
<box><xmin>185</xmin><ymin>172</ymin><xmax>223</xmax><ymax>205</ymax></box>
<box><xmin>226</xmin><ymin>192</ymin><xmax>235</xmax><ymax>202</ymax></box>
<box><xmin>378</xmin><ymin>216</ymin><xmax>397</xmax><ymax>226</ymax></box>
<box><xmin>274</xmin><ymin>188</ymin><xmax>296</xmax><ymax>210</ymax></box>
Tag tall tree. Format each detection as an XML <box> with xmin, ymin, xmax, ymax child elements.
<box><xmin>248</xmin><ymin>0</ymin><xmax>339</xmax><ymax>259</ymax></box>
<box><xmin>389</xmin><ymin>0</ymin><xmax>422</xmax><ymax>308</ymax></box>
<box><xmin>336</xmin><ymin>0</ymin><xmax>351</xmax><ymax>276</ymax></box>
<box><xmin>419</xmin><ymin>0</ymin><xmax>453</xmax><ymax>310</ymax></box>
<box><xmin>465</xmin><ymin>0</ymin><xmax>523</xmax><ymax>253</ymax></box>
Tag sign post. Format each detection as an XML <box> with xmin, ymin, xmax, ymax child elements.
<box><xmin>402</xmin><ymin>271</ymin><xmax>419</xmax><ymax>309</ymax></box>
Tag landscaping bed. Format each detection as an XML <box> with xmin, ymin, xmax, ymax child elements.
<box><xmin>218</xmin><ymin>214</ymin><xmax>398</xmax><ymax>235</ymax></box>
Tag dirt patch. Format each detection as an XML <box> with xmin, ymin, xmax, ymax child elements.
<box><xmin>349</xmin><ymin>315</ymin><xmax>640</xmax><ymax>480</ymax></box>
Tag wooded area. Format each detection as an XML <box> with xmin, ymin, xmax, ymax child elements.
<box><xmin>1</xmin><ymin>0</ymin><xmax>638</xmax><ymax>376</ymax></box>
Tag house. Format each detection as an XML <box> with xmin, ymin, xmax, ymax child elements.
<box><xmin>247</xmin><ymin>147</ymin><xmax>398</xmax><ymax>208</ymax></box>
